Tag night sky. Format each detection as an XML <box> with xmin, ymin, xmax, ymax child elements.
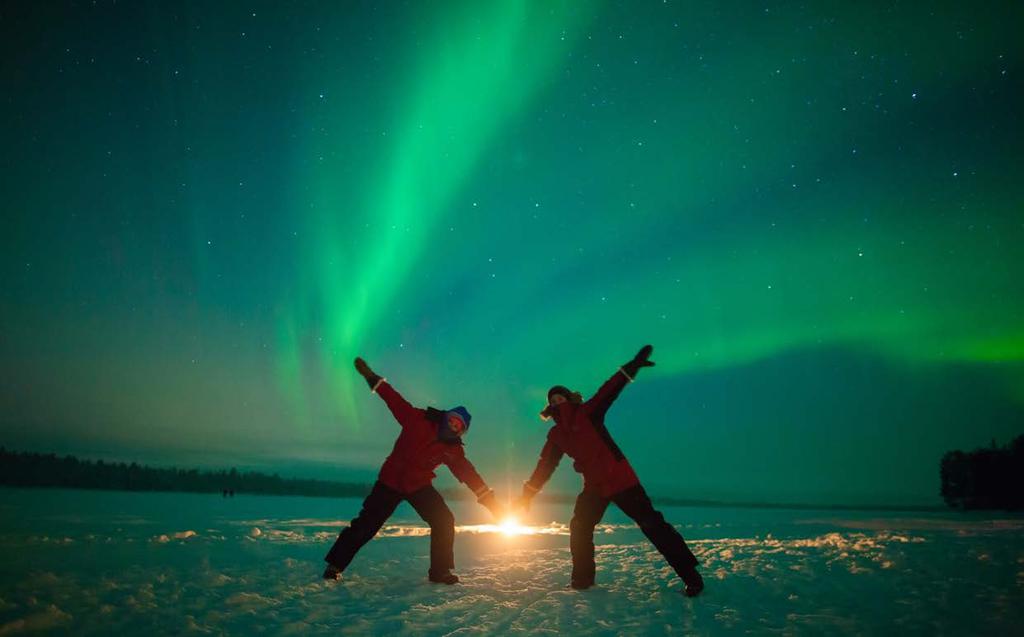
<box><xmin>2</xmin><ymin>1</ymin><xmax>1021</xmax><ymax>505</ymax></box>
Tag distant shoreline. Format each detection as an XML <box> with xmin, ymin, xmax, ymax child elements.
<box><xmin>0</xmin><ymin>483</ymin><xmax>949</xmax><ymax>514</ymax></box>
<box><xmin>0</xmin><ymin>447</ymin><xmax>949</xmax><ymax>513</ymax></box>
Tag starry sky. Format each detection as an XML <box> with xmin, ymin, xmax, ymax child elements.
<box><xmin>2</xmin><ymin>1</ymin><xmax>1022</xmax><ymax>505</ymax></box>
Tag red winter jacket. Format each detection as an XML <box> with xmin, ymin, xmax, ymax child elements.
<box><xmin>524</xmin><ymin>369</ymin><xmax>640</xmax><ymax>499</ymax></box>
<box><xmin>372</xmin><ymin>381</ymin><xmax>491</xmax><ymax>498</ymax></box>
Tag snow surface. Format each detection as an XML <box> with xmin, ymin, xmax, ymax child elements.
<box><xmin>0</xmin><ymin>488</ymin><xmax>1021</xmax><ymax>635</ymax></box>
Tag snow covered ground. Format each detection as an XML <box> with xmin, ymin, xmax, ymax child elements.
<box><xmin>0</xmin><ymin>488</ymin><xmax>1021</xmax><ymax>635</ymax></box>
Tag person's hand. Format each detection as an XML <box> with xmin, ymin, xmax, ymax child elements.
<box><xmin>632</xmin><ymin>344</ymin><xmax>655</xmax><ymax>368</ymax></box>
<box><xmin>354</xmin><ymin>357</ymin><xmax>375</xmax><ymax>379</ymax></box>
<box><xmin>516</xmin><ymin>494</ymin><xmax>533</xmax><ymax>514</ymax></box>
<box><xmin>622</xmin><ymin>345</ymin><xmax>655</xmax><ymax>379</ymax></box>
<box><xmin>479</xmin><ymin>492</ymin><xmax>504</xmax><ymax>520</ymax></box>
<box><xmin>487</xmin><ymin>501</ymin><xmax>506</xmax><ymax>521</ymax></box>
<box><xmin>354</xmin><ymin>357</ymin><xmax>383</xmax><ymax>389</ymax></box>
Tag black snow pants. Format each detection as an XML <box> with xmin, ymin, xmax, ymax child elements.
<box><xmin>570</xmin><ymin>484</ymin><xmax>699</xmax><ymax>585</ymax></box>
<box><xmin>324</xmin><ymin>481</ymin><xmax>455</xmax><ymax>574</ymax></box>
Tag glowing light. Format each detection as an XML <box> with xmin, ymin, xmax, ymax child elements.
<box><xmin>499</xmin><ymin>515</ymin><xmax>532</xmax><ymax>536</ymax></box>
<box><xmin>453</xmin><ymin>521</ymin><xmax>569</xmax><ymax>536</ymax></box>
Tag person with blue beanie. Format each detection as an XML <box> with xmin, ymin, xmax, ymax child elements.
<box><xmin>323</xmin><ymin>357</ymin><xmax>504</xmax><ymax>584</ymax></box>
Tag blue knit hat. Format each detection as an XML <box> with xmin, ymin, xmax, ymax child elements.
<box><xmin>438</xmin><ymin>406</ymin><xmax>471</xmax><ymax>442</ymax></box>
<box><xmin>447</xmin><ymin>406</ymin><xmax>471</xmax><ymax>432</ymax></box>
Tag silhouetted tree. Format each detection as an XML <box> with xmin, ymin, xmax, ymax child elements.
<box><xmin>940</xmin><ymin>435</ymin><xmax>1024</xmax><ymax>510</ymax></box>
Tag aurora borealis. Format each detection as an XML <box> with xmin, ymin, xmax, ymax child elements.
<box><xmin>2</xmin><ymin>1</ymin><xmax>1021</xmax><ymax>505</ymax></box>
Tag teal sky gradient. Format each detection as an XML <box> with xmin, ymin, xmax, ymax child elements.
<box><xmin>2</xmin><ymin>1</ymin><xmax>1022</xmax><ymax>504</ymax></box>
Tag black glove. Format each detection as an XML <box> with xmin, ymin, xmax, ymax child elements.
<box><xmin>518</xmin><ymin>482</ymin><xmax>538</xmax><ymax>512</ymax></box>
<box><xmin>479</xmin><ymin>491</ymin><xmax>504</xmax><ymax>520</ymax></box>
<box><xmin>622</xmin><ymin>344</ymin><xmax>655</xmax><ymax>379</ymax></box>
<box><xmin>354</xmin><ymin>357</ymin><xmax>383</xmax><ymax>389</ymax></box>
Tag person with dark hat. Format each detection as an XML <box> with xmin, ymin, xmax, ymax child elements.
<box><xmin>322</xmin><ymin>357</ymin><xmax>504</xmax><ymax>584</ymax></box>
<box><xmin>519</xmin><ymin>345</ymin><xmax>704</xmax><ymax>596</ymax></box>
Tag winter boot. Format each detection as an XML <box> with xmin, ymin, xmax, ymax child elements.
<box><xmin>428</xmin><ymin>569</ymin><xmax>459</xmax><ymax>585</ymax></box>
<box><xmin>681</xmin><ymin>568</ymin><xmax>704</xmax><ymax>597</ymax></box>
<box><xmin>322</xmin><ymin>564</ymin><xmax>342</xmax><ymax>581</ymax></box>
<box><xmin>570</xmin><ymin>577</ymin><xmax>595</xmax><ymax>590</ymax></box>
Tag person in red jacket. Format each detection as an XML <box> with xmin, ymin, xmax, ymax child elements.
<box><xmin>518</xmin><ymin>345</ymin><xmax>704</xmax><ymax>596</ymax></box>
<box><xmin>323</xmin><ymin>357</ymin><xmax>503</xmax><ymax>584</ymax></box>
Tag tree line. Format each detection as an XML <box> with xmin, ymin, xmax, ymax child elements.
<box><xmin>940</xmin><ymin>435</ymin><xmax>1024</xmax><ymax>510</ymax></box>
<box><xmin>10</xmin><ymin>443</ymin><xmax>1018</xmax><ymax>509</ymax></box>
<box><xmin>0</xmin><ymin>447</ymin><xmax>374</xmax><ymax>498</ymax></box>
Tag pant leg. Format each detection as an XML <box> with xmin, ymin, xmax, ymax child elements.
<box><xmin>569</xmin><ymin>489</ymin><xmax>611</xmax><ymax>584</ymax></box>
<box><xmin>405</xmin><ymin>485</ymin><xmax>456</xmax><ymax>573</ymax></box>
<box><xmin>612</xmin><ymin>484</ymin><xmax>699</xmax><ymax>578</ymax></box>
<box><xmin>325</xmin><ymin>481</ymin><xmax>403</xmax><ymax>571</ymax></box>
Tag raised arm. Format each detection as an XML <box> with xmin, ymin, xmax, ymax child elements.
<box><xmin>444</xmin><ymin>446</ymin><xmax>503</xmax><ymax>519</ymax></box>
<box><xmin>519</xmin><ymin>433</ymin><xmax>564</xmax><ymax>510</ymax></box>
<box><xmin>585</xmin><ymin>344</ymin><xmax>656</xmax><ymax>420</ymax></box>
<box><xmin>354</xmin><ymin>357</ymin><xmax>418</xmax><ymax>426</ymax></box>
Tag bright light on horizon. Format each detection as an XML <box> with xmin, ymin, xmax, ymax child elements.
<box><xmin>453</xmin><ymin>519</ymin><xmax>566</xmax><ymax>537</ymax></box>
<box><xmin>498</xmin><ymin>515</ymin><xmax>531</xmax><ymax>536</ymax></box>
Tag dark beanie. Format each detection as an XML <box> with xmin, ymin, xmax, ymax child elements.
<box><xmin>547</xmin><ymin>385</ymin><xmax>573</xmax><ymax>401</ymax></box>
<box><xmin>447</xmin><ymin>406</ymin><xmax>472</xmax><ymax>432</ymax></box>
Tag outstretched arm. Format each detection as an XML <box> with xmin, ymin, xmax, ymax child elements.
<box><xmin>444</xmin><ymin>446</ymin><xmax>503</xmax><ymax>519</ymax></box>
<box><xmin>519</xmin><ymin>435</ymin><xmax>564</xmax><ymax>510</ymax></box>
<box><xmin>586</xmin><ymin>344</ymin><xmax>655</xmax><ymax>420</ymax></box>
<box><xmin>354</xmin><ymin>357</ymin><xmax>418</xmax><ymax>426</ymax></box>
